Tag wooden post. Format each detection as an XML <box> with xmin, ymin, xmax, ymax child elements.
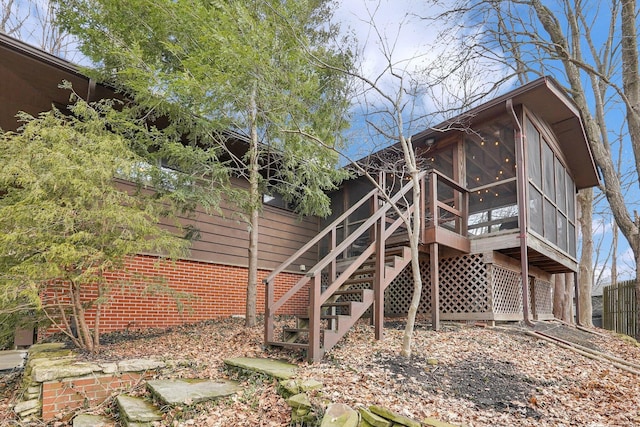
<box><xmin>530</xmin><ymin>276</ymin><xmax>537</xmax><ymax>320</ymax></box>
<box><xmin>308</xmin><ymin>274</ymin><xmax>322</xmax><ymax>362</ymax></box>
<box><xmin>374</xmin><ymin>172</ymin><xmax>385</xmax><ymax>339</ymax></box>
<box><xmin>430</xmin><ymin>242</ymin><xmax>440</xmax><ymax>331</ymax></box>
<box><xmin>329</xmin><ymin>227</ymin><xmax>337</xmax><ymax>331</ymax></box>
<box><xmin>264</xmin><ymin>279</ymin><xmax>274</xmax><ymax>343</ymax></box>
<box><xmin>420</xmin><ymin>173</ymin><xmax>427</xmax><ymax>242</ymax></box>
<box><xmin>574</xmin><ymin>271</ymin><xmax>581</xmax><ymax>326</ymax></box>
<box><xmin>374</xmin><ymin>214</ymin><xmax>385</xmax><ymax>340</ymax></box>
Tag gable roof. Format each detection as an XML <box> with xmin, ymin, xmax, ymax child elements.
<box><xmin>412</xmin><ymin>76</ymin><xmax>599</xmax><ymax>190</ymax></box>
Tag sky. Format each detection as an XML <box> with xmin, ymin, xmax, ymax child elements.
<box><xmin>331</xmin><ymin>0</ymin><xmax>515</xmax><ymax>157</ymax></box>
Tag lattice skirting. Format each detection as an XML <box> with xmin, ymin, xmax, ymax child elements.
<box><xmin>532</xmin><ymin>278</ymin><xmax>554</xmax><ymax>320</ymax></box>
<box><xmin>384</xmin><ymin>253</ymin><xmax>553</xmax><ymax>321</ymax></box>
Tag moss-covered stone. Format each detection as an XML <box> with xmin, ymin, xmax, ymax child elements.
<box><xmin>147</xmin><ymin>379</ymin><xmax>240</xmax><ymax>406</ymax></box>
<box><xmin>224</xmin><ymin>357</ymin><xmax>297</xmax><ymax>380</ymax></box>
<box><xmin>279</xmin><ymin>379</ymin><xmax>300</xmax><ymax>396</ymax></box>
<box><xmin>72</xmin><ymin>414</ymin><xmax>112</xmax><ymax>427</ymax></box>
<box><xmin>286</xmin><ymin>392</ymin><xmax>311</xmax><ymax>410</ymax></box>
<box><xmin>359</xmin><ymin>408</ymin><xmax>391</xmax><ymax>427</ymax></box>
<box><xmin>116</xmin><ymin>395</ymin><xmax>162</xmax><ymax>425</ymax></box>
<box><xmin>32</xmin><ymin>360</ymin><xmax>104</xmax><ymax>382</ymax></box>
<box><xmin>321</xmin><ymin>403</ymin><xmax>359</xmax><ymax>427</ymax></box>
<box><xmin>300</xmin><ymin>379</ymin><xmax>323</xmax><ymax>392</ymax></box>
<box><xmin>369</xmin><ymin>406</ymin><xmax>420</xmax><ymax>427</ymax></box>
<box><xmin>422</xmin><ymin>417</ymin><xmax>460</xmax><ymax>427</ymax></box>
<box><xmin>279</xmin><ymin>378</ymin><xmax>323</xmax><ymax>397</ymax></box>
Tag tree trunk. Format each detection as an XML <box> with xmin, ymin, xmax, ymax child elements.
<box><xmin>620</xmin><ymin>0</ymin><xmax>640</xmax><ymax>341</ymax></box>
<box><xmin>401</xmin><ymin>166</ymin><xmax>423</xmax><ymax>358</ymax></box>
<box><xmin>577</xmin><ymin>188</ymin><xmax>593</xmax><ymax>326</ymax></box>
<box><xmin>72</xmin><ymin>281</ymin><xmax>95</xmax><ymax>351</ymax></box>
<box><xmin>565</xmin><ymin>273</ymin><xmax>575</xmax><ymax>323</ymax></box>
<box><xmin>93</xmin><ymin>285</ymin><xmax>104</xmax><ymax>350</ymax></box>
<box><xmin>553</xmin><ymin>273</ymin><xmax>573</xmax><ymax>323</ymax></box>
<box><xmin>553</xmin><ymin>273</ymin><xmax>565</xmax><ymax>321</ymax></box>
<box><xmin>246</xmin><ymin>85</ymin><xmax>259</xmax><ymax>328</ymax></box>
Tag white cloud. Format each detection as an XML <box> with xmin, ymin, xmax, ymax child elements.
<box><xmin>333</xmin><ymin>0</ymin><xmax>512</xmax><ymax>137</ymax></box>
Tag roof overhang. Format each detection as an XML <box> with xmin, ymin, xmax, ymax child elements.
<box><xmin>412</xmin><ymin>76</ymin><xmax>600</xmax><ymax>190</ymax></box>
<box><xmin>0</xmin><ymin>33</ymin><xmax>118</xmax><ymax>131</ymax></box>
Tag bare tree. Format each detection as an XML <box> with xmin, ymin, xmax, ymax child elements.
<box><xmin>298</xmin><ymin>2</ymin><xmax>512</xmax><ymax>357</ymax></box>
<box><xmin>1</xmin><ymin>0</ymin><xmax>77</xmax><ymax>59</ymax></box>
<box><xmin>1</xmin><ymin>0</ymin><xmax>28</xmax><ymax>36</ymax></box>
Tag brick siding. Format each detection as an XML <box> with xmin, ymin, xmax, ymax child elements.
<box><xmin>44</xmin><ymin>254</ymin><xmax>308</xmax><ymax>335</ymax></box>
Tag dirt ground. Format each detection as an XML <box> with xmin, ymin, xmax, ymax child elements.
<box><xmin>1</xmin><ymin>318</ymin><xmax>640</xmax><ymax>426</ymax></box>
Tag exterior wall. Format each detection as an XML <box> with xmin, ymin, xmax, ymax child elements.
<box><xmin>38</xmin><ymin>178</ymin><xmax>318</xmax><ymax>336</ymax></box>
<box><xmin>118</xmin><ymin>178</ymin><xmax>320</xmax><ymax>271</ymax></box>
<box><xmin>44</xmin><ymin>254</ymin><xmax>308</xmax><ymax>336</ymax></box>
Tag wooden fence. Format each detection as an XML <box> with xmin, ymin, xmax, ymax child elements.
<box><xmin>603</xmin><ymin>280</ymin><xmax>637</xmax><ymax>338</ymax></box>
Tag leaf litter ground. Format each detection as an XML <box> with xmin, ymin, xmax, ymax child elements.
<box><xmin>2</xmin><ymin>317</ymin><xmax>640</xmax><ymax>426</ymax></box>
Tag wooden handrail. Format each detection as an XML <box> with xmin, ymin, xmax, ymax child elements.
<box><xmin>436</xmin><ymin>200</ymin><xmax>462</xmax><ymax>218</ymax></box>
<box><xmin>262</xmin><ymin>186</ymin><xmax>378</xmax><ymax>285</ymax></box>
<box><xmin>305</xmin><ymin>172</ymin><xmax>425</xmax><ymax>277</ymax></box>
<box><xmin>429</xmin><ymin>169</ymin><xmax>468</xmax><ymax>194</ymax></box>
<box><xmin>316</xmin><ymin>205</ymin><xmax>414</xmax><ymax>308</ymax></box>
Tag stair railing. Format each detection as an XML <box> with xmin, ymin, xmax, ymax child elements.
<box><xmin>263</xmin><ymin>171</ymin><xmax>427</xmax><ymax>357</ymax></box>
<box><xmin>263</xmin><ymin>186</ymin><xmax>377</xmax><ymax>343</ymax></box>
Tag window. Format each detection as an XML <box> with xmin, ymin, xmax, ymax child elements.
<box><xmin>263</xmin><ymin>192</ymin><xmax>294</xmax><ymax>211</ymax></box>
<box><xmin>465</xmin><ymin>116</ymin><xmax>518</xmax><ymax>236</ymax></box>
<box><xmin>525</xmin><ymin>116</ymin><xmax>577</xmax><ymax>257</ymax></box>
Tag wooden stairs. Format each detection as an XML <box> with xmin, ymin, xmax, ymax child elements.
<box><xmin>263</xmin><ymin>169</ymin><xmax>469</xmax><ymax>361</ymax></box>
<box><xmin>267</xmin><ymin>246</ymin><xmax>411</xmax><ymax>357</ymax></box>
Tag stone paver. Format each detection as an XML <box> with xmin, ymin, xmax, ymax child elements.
<box><xmin>116</xmin><ymin>394</ymin><xmax>162</xmax><ymax>427</ymax></box>
<box><xmin>369</xmin><ymin>405</ymin><xmax>421</xmax><ymax>427</ymax></box>
<box><xmin>224</xmin><ymin>357</ymin><xmax>297</xmax><ymax>379</ymax></box>
<box><xmin>73</xmin><ymin>414</ymin><xmax>113</xmax><ymax>427</ymax></box>
<box><xmin>0</xmin><ymin>350</ymin><xmax>27</xmax><ymax>371</ymax></box>
<box><xmin>147</xmin><ymin>379</ymin><xmax>241</xmax><ymax>405</ymax></box>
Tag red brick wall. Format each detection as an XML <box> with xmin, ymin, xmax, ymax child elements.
<box><xmin>44</xmin><ymin>255</ymin><xmax>309</xmax><ymax>335</ymax></box>
<box><xmin>41</xmin><ymin>372</ymin><xmax>144</xmax><ymax>421</ymax></box>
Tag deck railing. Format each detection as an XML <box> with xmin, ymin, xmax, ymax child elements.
<box><xmin>422</xmin><ymin>170</ymin><xmax>469</xmax><ymax>249</ymax></box>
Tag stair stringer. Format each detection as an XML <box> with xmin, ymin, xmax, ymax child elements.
<box><xmin>321</xmin><ymin>245</ymin><xmax>413</xmax><ymax>353</ymax></box>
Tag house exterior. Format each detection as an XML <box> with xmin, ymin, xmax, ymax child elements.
<box><xmin>2</xmin><ymin>34</ymin><xmax>599</xmax><ymax>361</ymax></box>
<box><xmin>0</xmin><ymin>33</ymin><xmax>313</xmax><ymax>336</ymax></box>
<box><xmin>263</xmin><ymin>76</ymin><xmax>599</xmax><ymax>360</ymax></box>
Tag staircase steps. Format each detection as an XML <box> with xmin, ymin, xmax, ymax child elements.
<box><xmin>341</xmin><ymin>276</ymin><xmax>374</xmax><ymax>286</ymax></box>
<box><xmin>267</xmin><ymin>245</ymin><xmax>412</xmax><ymax>359</ymax></box>
<box><xmin>331</xmin><ymin>289</ymin><xmax>369</xmax><ymax>296</ymax></box>
<box><xmin>265</xmin><ymin>341</ymin><xmax>311</xmax><ymax>350</ymax></box>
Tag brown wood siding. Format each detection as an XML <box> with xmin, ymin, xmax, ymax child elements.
<box><xmin>115</xmin><ymin>178</ymin><xmax>320</xmax><ymax>271</ymax></box>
